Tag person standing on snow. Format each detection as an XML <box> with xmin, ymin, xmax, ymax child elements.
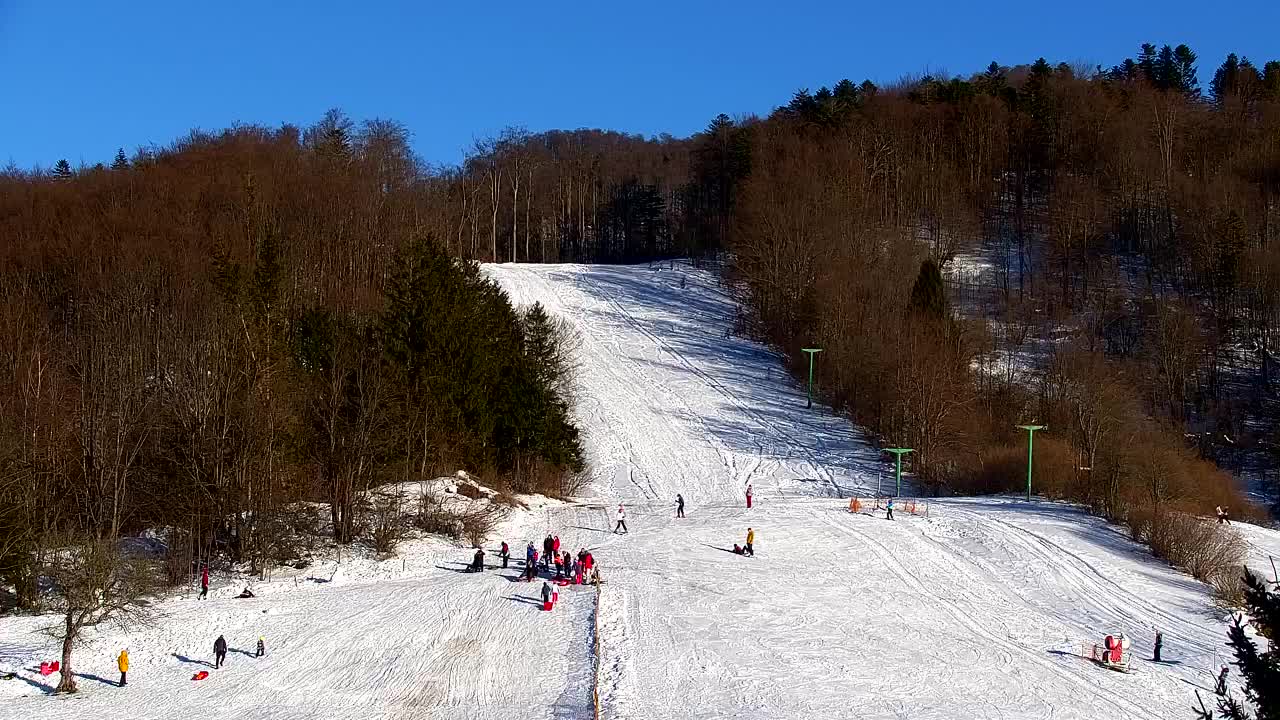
<box><xmin>471</xmin><ymin>547</ymin><xmax>485</xmax><ymax>572</ymax></box>
<box><xmin>553</xmin><ymin>535</ymin><xmax>561</xmax><ymax>555</ymax></box>
<box><xmin>676</xmin><ymin>494</ymin><xmax>685</xmax><ymax>518</ymax></box>
<box><xmin>1153</xmin><ymin>630</ymin><xmax>1162</xmax><ymax>662</ymax></box>
<box><xmin>117</xmin><ymin>649</ymin><xmax>128</xmax><ymax>687</ymax></box>
<box><xmin>543</xmin><ymin>535</ymin><xmax>555</xmax><ymax>567</ymax></box>
<box><xmin>885</xmin><ymin>499</ymin><xmax>895</xmax><ymax>521</ymax></box>
<box><xmin>256</xmin><ymin>637</ymin><xmax>266</xmax><ymax>658</ymax></box>
<box><xmin>214</xmin><ymin>635</ymin><xmax>228</xmax><ymax>669</ymax></box>
<box><xmin>1215</xmin><ymin>665</ymin><xmax>1229</xmax><ymax>694</ymax></box>
<box><xmin>745</xmin><ymin>528</ymin><xmax>755</xmax><ymax>556</ymax></box>
<box><xmin>746</xmin><ymin>484</ymin><xmax>753</xmax><ymax>509</ymax></box>
<box><xmin>200</xmin><ymin>565</ymin><xmax>209</xmax><ymax>600</ymax></box>
<box><xmin>541</xmin><ymin>581</ymin><xmax>553</xmax><ymax>605</ymax></box>
<box><xmin>614</xmin><ymin>504</ymin><xmax>628</xmax><ymax>534</ymax></box>
<box><xmin>501</xmin><ymin>541</ymin><xmax>510</xmax><ymax>569</ymax></box>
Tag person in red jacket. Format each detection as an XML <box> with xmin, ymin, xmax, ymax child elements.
<box><xmin>553</xmin><ymin>535</ymin><xmax>561</xmax><ymax>554</ymax></box>
<box><xmin>200</xmin><ymin>566</ymin><xmax>209</xmax><ymax>600</ymax></box>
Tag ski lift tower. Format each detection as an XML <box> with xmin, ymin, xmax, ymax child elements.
<box><xmin>802</xmin><ymin>348</ymin><xmax>823</xmax><ymax>408</ymax></box>
<box><xmin>1016</xmin><ymin>424</ymin><xmax>1046</xmax><ymax>501</ymax></box>
<box><xmin>884</xmin><ymin>448</ymin><xmax>913</xmax><ymax>498</ymax></box>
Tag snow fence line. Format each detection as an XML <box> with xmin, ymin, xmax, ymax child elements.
<box><xmin>847</xmin><ymin>497</ymin><xmax>931</xmax><ymax>517</ymax></box>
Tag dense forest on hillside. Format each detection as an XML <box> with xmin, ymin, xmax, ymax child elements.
<box><xmin>0</xmin><ymin>119</ymin><xmax>583</xmax><ymax>617</ymax></box>
<box><xmin>432</xmin><ymin>45</ymin><xmax>1280</xmax><ymax>527</ymax></box>
<box><xmin>3</xmin><ymin>42</ymin><xmax>1280</xmax><ymax>618</ymax></box>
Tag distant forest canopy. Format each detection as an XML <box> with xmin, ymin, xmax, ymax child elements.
<box><xmin>3</xmin><ymin>43</ymin><xmax>1280</xmax><ymax>611</ymax></box>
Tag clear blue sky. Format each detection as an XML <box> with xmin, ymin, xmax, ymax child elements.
<box><xmin>2</xmin><ymin>1</ymin><xmax>1277</xmax><ymax>170</ymax></box>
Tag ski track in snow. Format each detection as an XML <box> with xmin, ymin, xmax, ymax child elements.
<box><xmin>1</xmin><ymin>262</ymin><xmax>1275</xmax><ymax>719</ymax></box>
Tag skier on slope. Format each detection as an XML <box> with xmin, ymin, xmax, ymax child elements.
<box><xmin>676</xmin><ymin>494</ymin><xmax>685</xmax><ymax>518</ymax></box>
<box><xmin>885</xmin><ymin>498</ymin><xmax>895</xmax><ymax>521</ymax></box>
<box><xmin>614</xmin><ymin>504</ymin><xmax>628</xmax><ymax>534</ymax></box>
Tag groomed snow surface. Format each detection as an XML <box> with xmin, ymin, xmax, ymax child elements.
<box><xmin>2</xmin><ymin>262</ymin><xmax>1277</xmax><ymax>719</ymax></box>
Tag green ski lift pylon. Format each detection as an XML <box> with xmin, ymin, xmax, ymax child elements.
<box><xmin>1016</xmin><ymin>425</ymin><xmax>1046</xmax><ymax>501</ymax></box>
<box><xmin>802</xmin><ymin>348</ymin><xmax>823</xmax><ymax>408</ymax></box>
<box><xmin>884</xmin><ymin>448</ymin><xmax>913</xmax><ymax>498</ymax></box>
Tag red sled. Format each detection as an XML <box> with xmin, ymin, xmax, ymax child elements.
<box><xmin>543</xmin><ymin>600</ymin><xmax>553</xmax><ymax>611</ymax></box>
<box><xmin>555</xmin><ymin>579</ymin><xmax>570</xmax><ymax>587</ymax></box>
<box><xmin>38</xmin><ymin>661</ymin><xmax>60</xmax><ymax>676</ymax></box>
<box><xmin>192</xmin><ymin>670</ymin><xmax>209</xmax><ymax>681</ymax></box>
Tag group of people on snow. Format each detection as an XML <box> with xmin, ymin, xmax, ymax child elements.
<box><xmin>468</xmin><ymin>533</ymin><xmax>598</xmax><ymax>587</ymax></box>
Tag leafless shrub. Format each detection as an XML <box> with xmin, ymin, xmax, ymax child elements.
<box><xmin>368</xmin><ymin>490</ymin><xmax>408</xmax><ymax>555</ymax></box>
<box><xmin>492</xmin><ymin>491</ymin><xmax>527</xmax><ymax>509</ymax></box>
<box><xmin>460</xmin><ymin>506</ymin><xmax>503</xmax><ymax>548</ymax></box>
<box><xmin>1142</xmin><ymin>511</ymin><xmax>1246</xmax><ymax>605</ymax></box>
<box><xmin>414</xmin><ymin>490</ymin><xmax>455</xmax><ymax>536</ymax></box>
<box><xmin>455</xmin><ymin>482</ymin><xmax>484</xmax><ymax>500</ymax></box>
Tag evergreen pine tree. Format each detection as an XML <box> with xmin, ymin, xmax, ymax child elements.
<box><xmin>1138</xmin><ymin>43</ymin><xmax>1159</xmax><ymax>83</ymax></box>
<box><xmin>1197</xmin><ymin>569</ymin><xmax>1279</xmax><ymax>720</ymax></box>
<box><xmin>1263</xmin><ymin>61</ymin><xmax>1280</xmax><ymax>100</ymax></box>
<box><xmin>111</xmin><ymin>148</ymin><xmax>129</xmax><ymax>170</ymax></box>
<box><xmin>52</xmin><ymin>159</ymin><xmax>73</xmax><ymax>180</ymax></box>
<box><xmin>908</xmin><ymin>258</ymin><xmax>948</xmax><ymax>322</ymax></box>
<box><xmin>1213</xmin><ymin>54</ymin><xmax>1244</xmax><ymax>102</ymax></box>
<box><xmin>1173</xmin><ymin>44</ymin><xmax>1200</xmax><ymax>97</ymax></box>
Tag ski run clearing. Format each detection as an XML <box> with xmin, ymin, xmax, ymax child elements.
<box><xmin>1</xmin><ymin>261</ymin><xmax>1277</xmax><ymax>720</ymax></box>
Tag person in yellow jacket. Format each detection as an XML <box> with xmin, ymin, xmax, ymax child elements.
<box><xmin>117</xmin><ymin>649</ymin><xmax>129</xmax><ymax>687</ymax></box>
<box><xmin>745</xmin><ymin>528</ymin><xmax>755</xmax><ymax>557</ymax></box>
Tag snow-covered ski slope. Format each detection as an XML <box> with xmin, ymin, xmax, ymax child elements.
<box><xmin>491</xmin><ymin>263</ymin><xmax>1275</xmax><ymax>719</ymax></box>
<box><xmin>490</xmin><ymin>263</ymin><xmax>884</xmax><ymax>504</ymax></box>
<box><xmin>0</xmin><ymin>262</ymin><xmax>1276</xmax><ymax>720</ymax></box>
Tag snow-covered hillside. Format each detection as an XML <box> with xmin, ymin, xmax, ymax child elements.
<box><xmin>1</xmin><ymin>262</ymin><xmax>1275</xmax><ymax>720</ymax></box>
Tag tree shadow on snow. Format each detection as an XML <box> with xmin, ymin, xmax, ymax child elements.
<box><xmin>172</xmin><ymin>653</ymin><xmax>214</xmax><ymax>668</ymax></box>
<box><xmin>14</xmin><ymin>672</ymin><xmax>55</xmax><ymax>694</ymax></box>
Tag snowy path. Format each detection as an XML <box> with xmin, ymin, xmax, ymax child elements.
<box><xmin>1</xmin><ymin>262</ymin><xmax>1275</xmax><ymax>719</ymax></box>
